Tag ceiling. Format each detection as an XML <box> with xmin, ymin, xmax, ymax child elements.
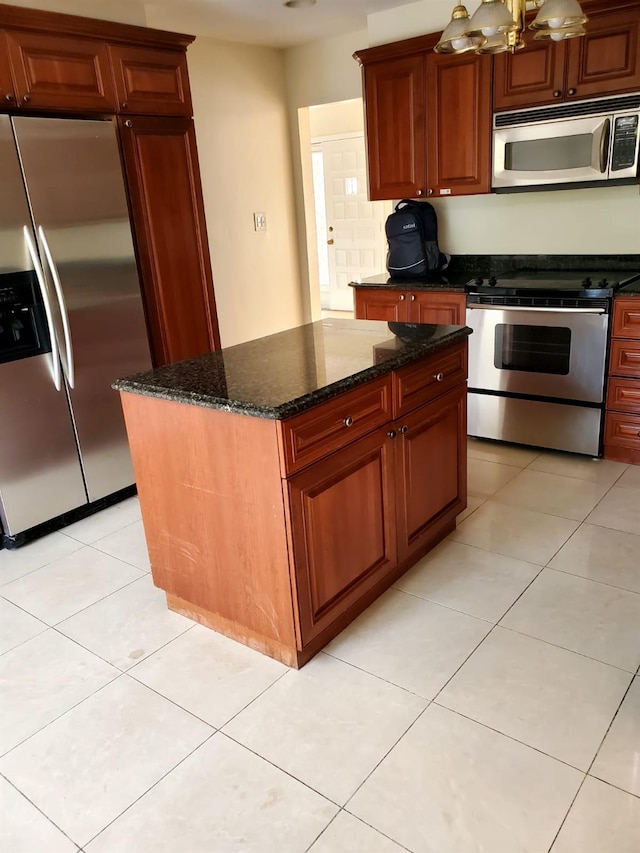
<box><xmin>140</xmin><ymin>0</ymin><xmax>416</xmax><ymax>47</ymax></box>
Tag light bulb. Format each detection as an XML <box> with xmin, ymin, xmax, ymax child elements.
<box><xmin>451</xmin><ymin>36</ymin><xmax>472</xmax><ymax>49</ymax></box>
<box><xmin>481</xmin><ymin>26</ymin><xmax>499</xmax><ymax>36</ymax></box>
<box><xmin>550</xmin><ymin>30</ymin><xmax>565</xmax><ymax>40</ymax></box>
<box><xmin>548</xmin><ymin>16</ymin><xmax>566</xmax><ymax>28</ymax></box>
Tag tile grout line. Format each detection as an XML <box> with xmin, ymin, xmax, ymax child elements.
<box><xmin>0</xmin><ymin>771</ymin><xmax>84</xmax><ymax>851</ymax></box>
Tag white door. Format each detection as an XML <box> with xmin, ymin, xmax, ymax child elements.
<box><xmin>314</xmin><ymin>136</ymin><xmax>388</xmax><ymax>312</ymax></box>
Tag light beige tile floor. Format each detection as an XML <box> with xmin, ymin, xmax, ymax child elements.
<box><xmin>0</xmin><ymin>450</ymin><xmax>639</xmax><ymax>852</ymax></box>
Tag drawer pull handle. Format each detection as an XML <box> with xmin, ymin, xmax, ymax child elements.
<box><xmin>400</xmin><ymin>425</ymin><xmax>408</xmax><ymax>434</ymax></box>
<box><xmin>434</xmin><ymin>372</ymin><xmax>445</xmax><ymax>382</ymax></box>
<box><xmin>399</xmin><ymin>294</ymin><xmax>406</xmax><ymax>301</ymax></box>
<box><xmin>343</xmin><ymin>417</ymin><xmax>354</xmax><ymax>427</ymax></box>
<box><xmin>387</xmin><ymin>430</ymin><xmax>397</xmax><ymax>439</ymax></box>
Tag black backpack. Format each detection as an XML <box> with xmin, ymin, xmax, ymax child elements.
<box><xmin>385</xmin><ymin>199</ymin><xmax>447</xmax><ymax>278</ymax></box>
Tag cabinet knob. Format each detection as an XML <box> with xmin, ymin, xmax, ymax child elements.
<box><xmin>22</xmin><ymin>94</ymin><xmax>30</xmax><ymax>103</ymax></box>
<box><xmin>400</xmin><ymin>425</ymin><xmax>408</xmax><ymax>435</ymax></box>
<box><xmin>553</xmin><ymin>90</ymin><xmax>562</xmax><ymax>98</ymax></box>
<box><xmin>343</xmin><ymin>416</ymin><xmax>354</xmax><ymax>428</ymax></box>
<box><xmin>387</xmin><ymin>430</ymin><xmax>397</xmax><ymax>439</ymax></box>
<box><xmin>410</xmin><ymin>294</ymin><xmax>416</xmax><ymax>301</ymax></box>
<box><xmin>124</xmin><ymin>120</ymin><xmax>133</xmax><ymax>128</ymax></box>
<box><xmin>434</xmin><ymin>372</ymin><xmax>445</xmax><ymax>382</ymax></box>
<box><xmin>121</xmin><ymin>102</ymin><xmax>128</xmax><ymax>109</ymax></box>
<box><xmin>415</xmin><ymin>189</ymin><xmax>423</xmax><ymax>197</ymax></box>
<box><xmin>5</xmin><ymin>92</ymin><xmax>14</xmax><ymax>102</ymax></box>
<box><xmin>399</xmin><ymin>294</ymin><xmax>406</xmax><ymax>301</ymax></box>
<box><xmin>568</xmin><ymin>88</ymin><xmax>577</xmax><ymax>96</ymax></box>
<box><xmin>427</xmin><ymin>189</ymin><xmax>434</xmax><ymax>196</ymax></box>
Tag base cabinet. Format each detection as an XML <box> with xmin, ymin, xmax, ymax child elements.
<box><xmin>354</xmin><ymin>287</ymin><xmax>466</xmax><ymax>324</ymax></box>
<box><xmin>120</xmin><ymin>340</ymin><xmax>468</xmax><ymax>668</ymax></box>
<box><xmin>605</xmin><ymin>297</ymin><xmax>640</xmax><ymax>464</ymax></box>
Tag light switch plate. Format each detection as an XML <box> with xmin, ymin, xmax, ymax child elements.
<box><xmin>254</xmin><ymin>212</ymin><xmax>267</xmax><ymax>231</ymax></box>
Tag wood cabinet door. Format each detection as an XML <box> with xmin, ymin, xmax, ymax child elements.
<box><xmin>5</xmin><ymin>30</ymin><xmax>116</xmax><ymax>111</ymax></box>
<box><xmin>110</xmin><ymin>45</ymin><xmax>192</xmax><ymax>116</ymax></box>
<box><xmin>395</xmin><ymin>383</ymin><xmax>466</xmax><ymax>564</ymax></box>
<box><xmin>363</xmin><ymin>54</ymin><xmax>426</xmax><ymax>201</ymax></box>
<box><xmin>118</xmin><ymin>116</ymin><xmax>220</xmax><ymax>366</ymax></box>
<box><xmin>425</xmin><ymin>52</ymin><xmax>492</xmax><ymax>196</ymax></box>
<box><xmin>410</xmin><ymin>291</ymin><xmax>466</xmax><ymax>324</ymax></box>
<box><xmin>288</xmin><ymin>425</ymin><xmax>397</xmax><ymax>645</ymax></box>
<box><xmin>0</xmin><ymin>31</ymin><xmax>16</xmax><ymax>106</ymax></box>
<box><xmin>613</xmin><ymin>298</ymin><xmax>640</xmax><ymax>339</ymax></box>
<box><xmin>354</xmin><ymin>288</ymin><xmax>411</xmax><ymax>321</ymax></box>
<box><xmin>566</xmin><ymin>5</ymin><xmax>640</xmax><ymax>100</ymax></box>
<box><xmin>493</xmin><ymin>37</ymin><xmax>567</xmax><ymax>111</ymax></box>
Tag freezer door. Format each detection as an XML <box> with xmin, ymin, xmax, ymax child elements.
<box><xmin>12</xmin><ymin>117</ymin><xmax>153</xmax><ymax>501</ymax></box>
<box><xmin>0</xmin><ymin>115</ymin><xmax>87</xmax><ymax>536</ymax></box>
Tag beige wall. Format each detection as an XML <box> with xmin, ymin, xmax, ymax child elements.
<box><xmin>3</xmin><ymin>0</ymin><xmax>146</xmax><ymax>25</ymax></box>
<box><xmin>187</xmin><ymin>38</ymin><xmax>302</xmax><ymax>347</ymax></box>
<box><xmin>309</xmin><ymin>99</ymin><xmax>365</xmax><ymax>139</ymax></box>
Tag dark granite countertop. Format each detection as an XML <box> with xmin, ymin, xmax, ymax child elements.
<box><xmin>617</xmin><ymin>279</ymin><xmax>640</xmax><ymax>296</ymax></box>
<box><xmin>349</xmin><ymin>271</ymin><xmax>470</xmax><ymax>291</ymax></box>
<box><xmin>114</xmin><ymin>319</ymin><xmax>471</xmax><ymax>419</ymax></box>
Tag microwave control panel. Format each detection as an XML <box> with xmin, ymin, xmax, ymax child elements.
<box><xmin>611</xmin><ymin>115</ymin><xmax>639</xmax><ymax>172</ymax></box>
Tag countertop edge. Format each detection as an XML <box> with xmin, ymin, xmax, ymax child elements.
<box><xmin>114</xmin><ymin>327</ymin><xmax>472</xmax><ymax>419</ymax></box>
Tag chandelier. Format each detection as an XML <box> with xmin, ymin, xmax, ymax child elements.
<box><xmin>434</xmin><ymin>0</ymin><xmax>589</xmax><ymax>55</ymax></box>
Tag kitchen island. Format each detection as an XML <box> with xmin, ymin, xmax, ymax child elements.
<box><xmin>114</xmin><ymin>318</ymin><xmax>471</xmax><ymax>667</ymax></box>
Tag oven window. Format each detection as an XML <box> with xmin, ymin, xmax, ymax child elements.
<box><xmin>505</xmin><ymin>135</ymin><xmax>593</xmax><ymax>171</ymax></box>
<box><xmin>495</xmin><ymin>324</ymin><xmax>571</xmax><ymax>375</ymax></box>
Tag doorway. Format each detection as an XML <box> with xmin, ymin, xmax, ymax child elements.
<box><xmin>303</xmin><ymin>100</ymin><xmax>391</xmax><ymax>317</ymax></box>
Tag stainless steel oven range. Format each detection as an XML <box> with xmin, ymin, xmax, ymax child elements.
<box><xmin>466</xmin><ymin>270</ymin><xmax>640</xmax><ymax>456</ymax></box>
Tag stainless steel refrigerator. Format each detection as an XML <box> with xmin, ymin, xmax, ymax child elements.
<box><xmin>0</xmin><ymin>115</ymin><xmax>152</xmax><ymax>544</ymax></box>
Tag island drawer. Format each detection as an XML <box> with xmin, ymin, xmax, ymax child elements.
<box><xmin>613</xmin><ymin>299</ymin><xmax>640</xmax><ymax>339</ymax></box>
<box><xmin>279</xmin><ymin>375</ymin><xmax>392</xmax><ymax>475</ymax></box>
<box><xmin>393</xmin><ymin>341</ymin><xmax>467</xmax><ymax>418</ymax></box>
<box><xmin>607</xmin><ymin>378</ymin><xmax>640</xmax><ymax>414</ymax></box>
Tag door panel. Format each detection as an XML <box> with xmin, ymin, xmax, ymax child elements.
<box><xmin>411</xmin><ymin>291</ymin><xmax>466</xmax><ymax>324</ymax></box>
<box><xmin>5</xmin><ymin>30</ymin><xmax>116</xmax><ymax>111</ymax></box>
<box><xmin>354</xmin><ymin>288</ymin><xmax>410</xmax><ymax>321</ymax></box>
<box><xmin>426</xmin><ymin>52</ymin><xmax>492</xmax><ymax>196</ymax></box>
<box><xmin>396</xmin><ymin>384</ymin><xmax>466</xmax><ymax>563</ymax></box>
<box><xmin>494</xmin><ymin>37</ymin><xmax>567</xmax><ymax>111</ymax></box>
<box><xmin>0</xmin><ymin>114</ymin><xmax>86</xmax><ymax>535</ymax></box>
<box><xmin>288</xmin><ymin>426</ymin><xmax>397</xmax><ymax>645</ymax></box>
<box><xmin>110</xmin><ymin>45</ymin><xmax>192</xmax><ymax>116</ymax></box>
<box><xmin>566</xmin><ymin>7</ymin><xmax>640</xmax><ymax>100</ymax></box>
<box><xmin>363</xmin><ymin>54</ymin><xmax>426</xmax><ymax>200</ymax></box>
<box><xmin>12</xmin><ymin>116</ymin><xmax>152</xmax><ymax>502</ymax></box>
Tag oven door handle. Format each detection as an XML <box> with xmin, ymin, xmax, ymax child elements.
<box><xmin>467</xmin><ymin>305</ymin><xmax>606</xmax><ymax>315</ymax></box>
<box><xmin>23</xmin><ymin>225</ymin><xmax>62</xmax><ymax>391</ymax></box>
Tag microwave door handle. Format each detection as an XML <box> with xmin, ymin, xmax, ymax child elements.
<box><xmin>599</xmin><ymin>118</ymin><xmax>611</xmax><ymax>174</ymax></box>
<box><xmin>38</xmin><ymin>226</ymin><xmax>75</xmax><ymax>390</ymax></box>
<box><xmin>23</xmin><ymin>226</ymin><xmax>62</xmax><ymax>391</ymax></box>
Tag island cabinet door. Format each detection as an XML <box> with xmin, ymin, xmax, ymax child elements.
<box><xmin>395</xmin><ymin>383</ymin><xmax>467</xmax><ymax>565</ymax></box>
<box><xmin>410</xmin><ymin>291</ymin><xmax>466</xmax><ymax>324</ymax></box>
<box><xmin>354</xmin><ymin>288</ymin><xmax>411</xmax><ymax>321</ymax></box>
<box><xmin>287</xmin><ymin>425</ymin><xmax>397</xmax><ymax>646</ymax></box>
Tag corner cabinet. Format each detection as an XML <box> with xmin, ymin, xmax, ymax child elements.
<box><xmin>0</xmin><ymin>2</ymin><xmax>221</xmax><ymax>366</ymax></box>
<box><xmin>494</xmin><ymin>0</ymin><xmax>640</xmax><ymax>110</ymax></box>
<box><xmin>355</xmin><ymin>37</ymin><xmax>492</xmax><ymax>201</ymax></box>
<box><xmin>354</xmin><ymin>287</ymin><xmax>466</xmax><ymax>324</ymax></box>
<box><xmin>120</xmin><ymin>339</ymin><xmax>468</xmax><ymax>667</ymax></box>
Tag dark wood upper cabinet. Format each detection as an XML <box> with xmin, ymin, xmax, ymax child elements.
<box><xmin>426</xmin><ymin>52</ymin><xmax>492</xmax><ymax>196</ymax></box>
<box><xmin>565</xmin><ymin>5</ymin><xmax>640</xmax><ymax>100</ymax></box>
<box><xmin>5</xmin><ymin>30</ymin><xmax>116</xmax><ymax>111</ymax></box>
<box><xmin>494</xmin><ymin>35</ymin><xmax>567</xmax><ymax>111</ymax></box>
<box><xmin>356</xmin><ymin>36</ymin><xmax>491</xmax><ymax>200</ymax></box>
<box><xmin>110</xmin><ymin>45</ymin><xmax>193</xmax><ymax>116</ymax></box>
<box><xmin>118</xmin><ymin>115</ymin><xmax>220</xmax><ymax>366</ymax></box>
<box><xmin>494</xmin><ymin>1</ymin><xmax>640</xmax><ymax>110</ymax></box>
<box><xmin>362</xmin><ymin>53</ymin><xmax>426</xmax><ymax>201</ymax></box>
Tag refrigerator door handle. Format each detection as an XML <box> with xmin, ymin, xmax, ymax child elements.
<box><xmin>23</xmin><ymin>225</ymin><xmax>62</xmax><ymax>392</ymax></box>
<box><xmin>38</xmin><ymin>225</ymin><xmax>75</xmax><ymax>389</ymax></box>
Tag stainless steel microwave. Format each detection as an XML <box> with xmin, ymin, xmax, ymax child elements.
<box><xmin>493</xmin><ymin>93</ymin><xmax>640</xmax><ymax>191</ymax></box>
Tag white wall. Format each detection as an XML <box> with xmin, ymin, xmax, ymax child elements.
<box><xmin>186</xmin><ymin>37</ymin><xmax>302</xmax><ymax>347</ymax></box>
